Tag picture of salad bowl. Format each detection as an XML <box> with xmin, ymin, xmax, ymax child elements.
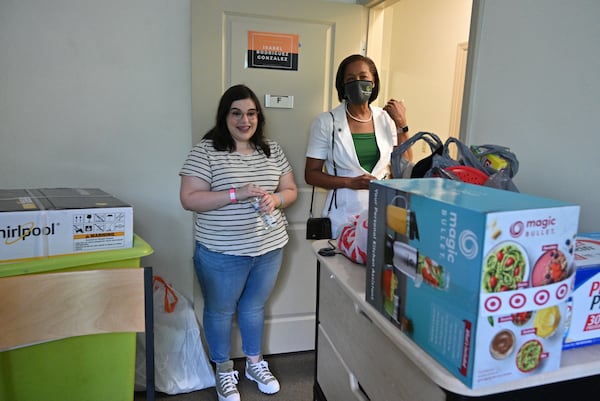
<box><xmin>482</xmin><ymin>241</ymin><xmax>529</xmax><ymax>293</ymax></box>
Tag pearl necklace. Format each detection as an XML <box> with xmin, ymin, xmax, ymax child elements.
<box><xmin>345</xmin><ymin>103</ymin><xmax>373</xmax><ymax>123</ymax></box>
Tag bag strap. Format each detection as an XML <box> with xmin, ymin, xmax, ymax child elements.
<box><xmin>441</xmin><ymin>137</ymin><xmax>487</xmax><ymax>171</ymax></box>
<box><xmin>393</xmin><ymin>131</ymin><xmax>443</xmax><ymax>156</ymax></box>
<box><xmin>329</xmin><ymin>112</ymin><xmax>338</xmax><ymax>178</ymax></box>
<box><xmin>309</xmin><ymin>112</ymin><xmax>337</xmax><ymax>217</ymax></box>
<box><xmin>391</xmin><ymin>131</ymin><xmax>443</xmax><ymax>178</ymax></box>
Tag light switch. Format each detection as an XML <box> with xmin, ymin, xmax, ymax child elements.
<box><xmin>265</xmin><ymin>94</ymin><xmax>294</xmax><ymax>109</ymax></box>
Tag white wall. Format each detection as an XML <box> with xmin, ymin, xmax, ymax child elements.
<box><xmin>463</xmin><ymin>0</ymin><xmax>600</xmax><ymax>232</ymax></box>
<box><xmin>0</xmin><ymin>0</ymin><xmax>195</xmax><ymax>295</ymax></box>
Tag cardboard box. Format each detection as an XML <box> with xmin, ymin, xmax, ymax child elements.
<box><xmin>563</xmin><ymin>233</ymin><xmax>600</xmax><ymax>349</ymax></box>
<box><xmin>366</xmin><ymin>179</ymin><xmax>579</xmax><ymax>388</ymax></box>
<box><xmin>0</xmin><ymin>188</ymin><xmax>133</xmax><ymax>263</ymax></box>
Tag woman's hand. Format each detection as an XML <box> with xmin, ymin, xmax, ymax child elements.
<box><xmin>383</xmin><ymin>98</ymin><xmax>408</xmax><ymax>128</ymax></box>
<box><xmin>262</xmin><ymin>194</ymin><xmax>279</xmax><ymax>214</ymax></box>
<box><xmin>238</xmin><ymin>183</ymin><xmax>281</xmax><ymax>214</ymax></box>
<box><xmin>236</xmin><ymin>183</ymin><xmax>267</xmax><ymax>201</ymax></box>
<box><xmin>306</xmin><ymin>158</ymin><xmax>377</xmax><ymax>190</ymax></box>
<box><xmin>348</xmin><ymin>173</ymin><xmax>377</xmax><ymax>190</ymax></box>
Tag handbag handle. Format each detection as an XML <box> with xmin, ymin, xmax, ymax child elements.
<box><xmin>309</xmin><ymin>112</ymin><xmax>337</xmax><ymax>218</ymax></box>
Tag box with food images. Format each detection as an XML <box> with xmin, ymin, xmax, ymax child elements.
<box><xmin>563</xmin><ymin>232</ymin><xmax>600</xmax><ymax>349</ymax></box>
<box><xmin>366</xmin><ymin>178</ymin><xmax>579</xmax><ymax>389</ymax></box>
<box><xmin>0</xmin><ymin>187</ymin><xmax>133</xmax><ymax>263</ymax></box>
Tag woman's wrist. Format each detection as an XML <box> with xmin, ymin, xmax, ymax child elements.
<box><xmin>276</xmin><ymin>192</ymin><xmax>285</xmax><ymax>208</ymax></box>
<box><xmin>229</xmin><ymin>188</ymin><xmax>237</xmax><ymax>204</ymax></box>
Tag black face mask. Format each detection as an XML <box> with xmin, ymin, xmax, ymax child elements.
<box><xmin>344</xmin><ymin>80</ymin><xmax>373</xmax><ymax>104</ymax></box>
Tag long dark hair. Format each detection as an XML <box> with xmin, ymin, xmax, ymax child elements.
<box><xmin>203</xmin><ymin>84</ymin><xmax>271</xmax><ymax>157</ymax></box>
<box><xmin>334</xmin><ymin>54</ymin><xmax>380</xmax><ymax>104</ymax></box>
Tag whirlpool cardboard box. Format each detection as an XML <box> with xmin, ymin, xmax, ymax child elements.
<box><xmin>0</xmin><ymin>188</ymin><xmax>133</xmax><ymax>263</ymax></box>
<box><xmin>563</xmin><ymin>232</ymin><xmax>600</xmax><ymax>349</ymax></box>
<box><xmin>366</xmin><ymin>179</ymin><xmax>579</xmax><ymax>389</ymax></box>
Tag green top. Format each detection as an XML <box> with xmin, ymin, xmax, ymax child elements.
<box><xmin>352</xmin><ymin>132</ymin><xmax>380</xmax><ymax>172</ymax></box>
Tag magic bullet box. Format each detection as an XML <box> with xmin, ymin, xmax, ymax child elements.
<box><xmin>366</xmin><ymin>178</ymin><xmax>579</xmax><ymax>388</ymax></box>
<box><xmin>563</xmin><ymin>232</ymin><xmax>600</xmax><ymax>349</ymax></box>
<box><xmin>0</xmin><ymin>188</ymin><xmax>133</xmax><ymax>263</ymax></box>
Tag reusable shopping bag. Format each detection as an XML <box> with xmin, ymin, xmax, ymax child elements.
<box><xmin>391</xmin><ymin>131</ymin><xmax>443</xmax><ymax>178</ymax></box>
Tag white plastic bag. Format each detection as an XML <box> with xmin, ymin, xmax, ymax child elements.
<box><xmin>135</xmin><ymin>276</ymin><xmax>215</xmax><ymax>394</ymax></box>
<box><xmin>337</xmin><ymin>208</ymin><xmax>369</xmax><ymax>265</ymax></box>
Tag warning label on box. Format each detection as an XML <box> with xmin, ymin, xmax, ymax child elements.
<box><xmin>72</xmin><ymin>211</ymin><xmax>129</xmax><ymax>251</ymax></box>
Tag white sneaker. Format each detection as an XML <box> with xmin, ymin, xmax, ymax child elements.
<box><xmin>245</xmin><ymin>358</ymin><xmax>280</xmax><ymax>394</ymax></box>
<box><xmin>216</xmin><ymin>360</ymin><xmax>240</xmax><ymax>401</ymax></box>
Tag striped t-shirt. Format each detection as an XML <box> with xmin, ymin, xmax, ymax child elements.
<box><xmin>179</xmin><ymin>139</ymin><xmax>292</xmax><ymax>256</ymax></box>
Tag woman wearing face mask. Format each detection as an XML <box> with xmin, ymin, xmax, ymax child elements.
<box><xmin>305</xmin><ymin>54</ymin><xmax>412</xmax><ymax>238</ymax></box>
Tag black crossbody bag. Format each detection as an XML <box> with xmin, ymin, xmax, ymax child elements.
<box><xmin>306</xmin><ymin>112</ymin><xmax>337</xmax><ymax>240</ymax></box>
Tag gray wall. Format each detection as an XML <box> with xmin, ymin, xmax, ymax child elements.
<box><xmin>0</xmin><ymin>0</ymin><xmax>194</xmax><ymax>295</ymax></box>
<box><xmin>463</xmin><ymin>0</ymin><xmax>599</xmax><ymax>232</ymax></box>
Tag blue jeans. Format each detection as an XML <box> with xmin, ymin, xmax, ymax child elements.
<box><xmin>193</xmin><ymin>242</ymin><xmax>283</xmax><ymax>364</ymax></box>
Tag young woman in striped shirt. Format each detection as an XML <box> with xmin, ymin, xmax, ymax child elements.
<box><xmin>180</xmin><ymin>84</ymin><xmax>297</xmax><ymax>401</ymax></box>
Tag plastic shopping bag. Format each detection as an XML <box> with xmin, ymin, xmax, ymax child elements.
<box><xmin>425</xmin><ymin>137</ymin><xmax>487</xmax><ymax>176</ymax></box>
<box><xmin>470</xmin><ymin>144</ymin><xmax>519</xmax><ymax>178</ymax></box>
<box><xmin>337</xmin><ymin>209</ymin><xmax>369</xmax><ymax>265</ymax></box>
<box><xmin>470</xmin><ymin>144</ymin><xmax>520</xmax><ymax>191</ymax></box>
<box><xmin>135</xmin><ymin>276</ymin><xmax>215</xmax><ymax>394</ymax></box>
<box><xmin>426</xmin><ymin>137</ymin><xmax>520</xmax><ymax>192</ymax></box>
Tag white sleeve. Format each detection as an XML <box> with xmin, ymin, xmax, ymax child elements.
<box><xmin>306</xmin><ymin>113</ymin><xmax>332</xmax><ymax>160</ymax></box>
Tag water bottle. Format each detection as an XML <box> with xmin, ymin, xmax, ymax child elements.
<box><xmin>251</xmin><ymin>196</ymin><xmax>277</xmax><ymax>229</ymax></box>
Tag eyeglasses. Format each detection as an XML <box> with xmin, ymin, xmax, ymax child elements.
<box><xmin>229</xmin><ymin>108</ymin><xmax>259</xmax><ymax>120</ymax></box>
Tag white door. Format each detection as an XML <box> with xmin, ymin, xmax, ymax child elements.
<box><xmin>191</xmin><ymin>0</ymin><xmax>367</xmax><ymax>356</ymax></box>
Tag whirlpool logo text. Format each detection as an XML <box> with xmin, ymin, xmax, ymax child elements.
<box><xmin>1</xmin><ymin>223</ymin><xmax>57</xmax><ymax>245</ymax></box>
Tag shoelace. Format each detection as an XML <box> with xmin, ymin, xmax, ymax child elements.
<box><xmin>218</xmin><ymin>370</ymin><xmax>239</xmax><ymax>393</ymax></box>
<box><xmin>250</xmin><ymin>360</ymin><xmax>274</xmax><ymax>381</ymax></box>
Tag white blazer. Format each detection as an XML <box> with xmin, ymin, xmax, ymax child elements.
<box><xmin>306</xmin><ymin>102</ymin><xmax>397</xmax><ymax>237</ymax></box>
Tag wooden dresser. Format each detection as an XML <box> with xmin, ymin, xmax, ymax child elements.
<box><xmin>312</xmin><ymin>240</ymin><xmax>600</xmax><ymax>401</ymax></box>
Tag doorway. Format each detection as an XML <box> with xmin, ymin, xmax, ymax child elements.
<box><xmin>366</xmin><ymin>0</ymin><xmax>473</xmax><ymax>159</ymax></box>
